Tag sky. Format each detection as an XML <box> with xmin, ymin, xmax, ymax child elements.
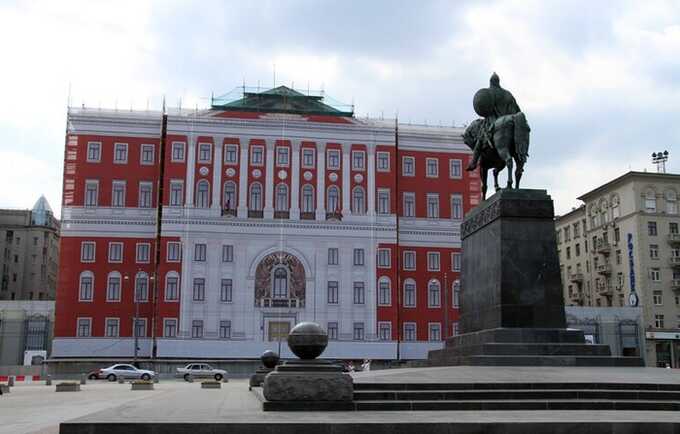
<box><xmin>0</xmin><ymin>0</ymin><xmax>678</xmax><ymax>217</ymax></box>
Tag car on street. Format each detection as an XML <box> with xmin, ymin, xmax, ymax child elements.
<box><xmin>176</xmin><ymin>363</ymin><xmax>227</xmax><ymax>381</ymax></box>
<box><xmin>99</xmin><ymin>364</ymin><xmax>156</xmax><ymax>381</ymax></box>
<box><xmin>87</xmin><ymin>369</ymin><xmax>102</xmax><ymax>380</ymax></box>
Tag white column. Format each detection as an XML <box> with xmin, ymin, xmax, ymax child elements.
<box><xmin>341</xmin><ymin>142</ymin><xmax>351</xmax><ymax>216</ymax></box>
<box><xmin>237</xmin><ymin>137</ymin><xmax>250</xmax><ymax>218</ymax></box>
<box><xmin>264</xmin><ymin>140</ymin><xmax>275</xmax><ymax>219</ymax></box>
<box><xmin>290</xmin><ymin>140</ymin><xmax>301</xmax><ymax>220</ymax></box>
<box><xmin>315</xmin><ymin>142</ymin><xmax>326</xmax><ymax>220</ymax></box>
<box><xmin>211</xmin><ymin>136</ymin><xmax>223</xmax><ymax>211</ymax></box>
<box><xmin>367</xmin><ymin>147</ymin><xmax>376</xmax><ymax>216</ymax></box>
<box><xmin>185</xmin><ymin>138</ymin><xmax>196</xmax><ymax>206</ymax></box>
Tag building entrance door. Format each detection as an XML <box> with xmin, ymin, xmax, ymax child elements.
<box><xmin>656</xmin><ymin>341</ymin><xmax>672</xmax><ymax>368</ymax></box>
<box><xmin>268</xmin><ymin>321</ymin><xmax>291</xmax><ymax>342</ymax></box>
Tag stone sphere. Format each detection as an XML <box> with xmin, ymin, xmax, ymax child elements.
<box><xmin>260</xmin><ymin>350</ymin><xmax>280</xmax><ymax>369</ymax></box>
<box><xmin>287</xmin><ymin>322</ymin><xmax>328</xmax><ymax>360</ymax></box>
<box><xmin>473</xmin><ymin>88</ymin><xmax>494</xmax><ymax>118</ymax></box>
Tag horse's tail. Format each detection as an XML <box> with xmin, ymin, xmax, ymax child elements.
<box><xmin>513</xmin><ymin>112</ymin><xmax>530</xmax><ymax>164</ymax></box>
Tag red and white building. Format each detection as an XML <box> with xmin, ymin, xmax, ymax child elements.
<box><xmin>53</xmin><ymin>86</ymin><xmax>478</xmax><ymax>360</ymax></box>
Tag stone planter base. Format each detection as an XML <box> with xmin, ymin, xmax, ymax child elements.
<box><xmin>131</xmin><ymin>382</ymin><xmax>154</xmax><ymax>391</ymax></box>
<box><xmin>56</xmin><ymin>382</ymin><xmax>81</xmax><ymax>392</ymax></box>
<box><xmin>201</xmin><ymin>381</ymin><xmax>221</xmax><ymax>389</ymax></box>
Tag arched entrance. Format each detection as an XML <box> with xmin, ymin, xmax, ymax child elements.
<box><xmin>254</xmin><ymin>251</ymin><xmax>306</xmax><ymax>309</ymax></box>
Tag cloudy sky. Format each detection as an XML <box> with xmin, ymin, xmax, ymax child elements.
<box><xmin>0</xmin><ymin>0</ymin><xmax>678</xmax><ymax>217</ymax></box>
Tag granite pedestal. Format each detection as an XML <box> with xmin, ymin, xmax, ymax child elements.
<box><xmin>428</xmin><ymin>189</ymin><xmax>643</xmax><ymax>367</ymax></box>
<box><xmin>263</xmin><ymin>359</ymin><xmax>353</xmax><ymax>402</ymax></box>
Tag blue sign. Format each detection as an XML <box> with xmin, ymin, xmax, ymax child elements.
<box><xmin>627</xmin><ymin>233</ymin><xmax>636</xmax><ymax>293</ymax></box>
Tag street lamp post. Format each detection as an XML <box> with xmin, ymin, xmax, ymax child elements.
<box><xmin>134</xmin><ymin>273</ymin><xmax>139</xmax><ymax>365</ymax></box>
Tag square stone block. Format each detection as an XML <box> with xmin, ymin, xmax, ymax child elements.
<box><xmin>56</xmin><ymin>382</ymin><xmax>80</xmax><ymax>392</ymax></box>
<box><xmin>263</xmin><ymin>371</ymin><xmax>353</xmax><ymax>401</ymax></box>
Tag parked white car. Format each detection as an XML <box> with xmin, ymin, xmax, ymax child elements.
<box><xmin>100</xmin><ymin>364</ymin><xmax>156</xmax><ymax>381</ymax></box>
<box><xmin>176</xmin><ymin>363</ymin><xmax>227</xmax><ymax>381</ymax></box>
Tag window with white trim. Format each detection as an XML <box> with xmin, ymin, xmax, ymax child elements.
<box><xmin>114</xmin><ymin>143</ymin><xmax>128</xmax><ymax>163</ymax></box>
<box><xmin>222</xmin><ymin>245</ymin><xmax>234</xmax><ymax>263</ymax></box>
<box><xmin>193</xmin><ymin>278</ymin><xmax>205</xmax><ymax>301</ymax></box>
<box><xmin>378</xmin><ymin>322</ymin><xmax>392</xmax><ymax>341</ymax></box>
<box><xmin>223</xmin><ymin>181</ymin><xmax>237</xmax><ymax>210</ymax></box>
<box><xmin>653</xmin><ymin>290</ymin><xmax>663</xmax><ymax>305</ymax></box>
<box><xmin>140</xmin><ymin>144</ymin><xmax>155</xmax><ymax>165</ymax></box>
<box><xmin>353</xmin><ymin>248</ymin><xmax>365</xmax><ymax>266</ymax></box>
<box><xmin>428</xmin><ymin>280</ymin><xmax>441</xmax><ymax>307</ymax></box>
<box><xmin>427</xmin><ymin>194</ymin><xmax>439</xmax><ymax>218</ymax></box>
<box><xmin>81</xmin><ymin>242</ymin><xmax>96</xmax><ymax>263</ymax></box>
<box><xmin>169</xmin><ymin>180</ymin><xmax>184</xmax><ymax>206</ymax></box>
<box><xmin>275</xmin><ymin>183</ymin><xmax>289</xmax><ymax>212</ymax></box>
<box><xmin>378</xmin><ymin>278</ymin><xmax>391</xmax><ymax>306</ymax></box>
<box><xmin>108</xmin><ymin>242</ymin><xmax>123</xmax><ymax>263</ymax></box>
<box><xmin>84</xmin><ymin>180</ymin><xmax>99</xmax><ymax>206</ymax></box>
<box><xmin>353</xmin><ymin>282</ymin><xmax>365</xmax><ymax>304</ymax></box>
<box><xmin>79</xmin><ymin>272</ymin><xmax>94</xmax><ymax>301</ymax></box>
<box><xmin>452</xmin><ymin>321</ymin><xmax>460</xmax><ymax>336</ymax></box>
<box><xmin>77</xmin><ymin>318</ymin><xmax>91</xmax><ymax>337</ymax></box>
<box><xmin>327</xmin><ymin>281</ymin><xmax>339</xmax><ymax>304</ymax></box>
<box><xmin>452</xmin><ymin>280</ymin><xmax>461</xmax><ymax>307</ymax></box>
<box><xmin>167</xmin><ymin>242</ymin><xmax>181</xmax><ymax>262</ymax></box>
<box><xmin>106</xmin><ymin>273</ymin><xmax>121</xmax><ymax>302</ymax></box>
<box><xmin>428</xmin><ymin>322</ymin><xmax>441</xmax><ymax>341</ymax></box>
<box><xmin>449</xmin><ymin>159</ymin><xmax>462</xmax><ymax>179</ymax></box>
<box><xmin>426</xmin><ymin>158</ymin><xmax>438</xmax><ymax>177</ymax></box>
<box><xmin>352</xmin><ymin>150</ymin><xmax>365</xmax><ymax>170</ymax></box>
<box><xmin>655</xmin><ymin>314</ymin><xmax>664</xmax><ymax>329</ymax></box>
<box><xmin>276</xmin><ymin>146</ymin><xmax>289</xmax><ymax>166</ymax></box>
<box><xmin>327</xmin><ymin>186</ymin><xmax>339</xmax><ymax>213</ymax></box>
<box><xmin>377</xmin><ymin>151</ymin><xmax>390</xmax><ymax>171</ymax></box>
<box><xmin>171</xmin><ymin>142</ymin><xmax>185</xmax><ymax>162</ymax></box>
<box><xmin>427</xmin><ymin>251</ymin><xmax>440</xmax><ymax>271</ymax></box>
<box><xmin>112</xmin><ymin>180</ymin><xmax>126</xmax><ymax>207</ymax></box>
<box><xmin>403</xmin><ymin>251</ymin><xmax>416</xmax><ymax>270</ymax></box>
<box><xmin>195</xmin><ymin>180</ymin><xmax>210</xmax><ymax>208</ymax></box>
<box><xmin>353</xmin><ymin>322</ymin><xmax>365</xmax><ymax>340</ymax></box>
<box><xmin>404</xmin><ymin>280</ymin><xmax>416</xmax><ymax>307</ymax></box>
<box><xmin>327</xmin><ymin>322</ymin><xmax>338</xmax><ymax>340</ymax></box>
<box><xmin>328</xmin><ymin>248</ymin><xmax>339</xmax><ymax>266</ymax></box>
<box><xmin>136</xmin><ymin>243</ymin><xmax>150</xmax><ymax>263</ymax></box>
<box><xmin>404</xmin><ymin>322</ymin><xmax>416</xmax><ymax>341</ymax></box>
<box><xmin>452</xmin><ymin>252</ymin><xmax>461</xmax><ymax>271</ymax></box>
<box><xmin>403</xmin><ymin>192</ymin><xmax>415</xmax><ymax>217</ymax></box>
<box><xmin>250</xmin><ymin>145</ymin><xmax>264</xmax><ymax>166</ymax></box>
<box><xmin>138</xmin><ymin>182</ymin><xmax>153</xmax><ymax>208</ymax></box>
<box><xmin>194</xmin><ymin>243</ymin><xmax>207</xmax><ymax>262</ymax></box>
<box><xmin>219</xmin><ymin>320</ymin><xmax>232</xmax><ymax>339</ymax></box>
<box><xmin>650</xmin><ymin>268</ymin><xmax>661</xmax><ymax>282</ymax></box>
<box><xmin>191</xmin><ymin>320</ymin><xmax>203</xmax><ymax>338</ymax></box>
<box><xmin>402</xmin><ymin>156</ymin><xmax>415</xmax><ymax>176</ymax></box>
<box><xmin>451</xmin><ymin>194</ymin><xmax>463</xmax><ymax>220</ymax></box>
<box><xmin>302</xmin><ymin>148</ymin><xmax>315</xmax><ymax>168</ymax></box>
<box><xmin>198</xmin><ymin>143</ymin><xmax>212</xmax><ymax>163</ymax></box>
<box><xmin>352</xmin><ymin>187</ymin><xmax>365</xmax><ymax>214</ymax></box>
<box><xmin>377</xmin><ymin>189</ymin><xmax>390</xmax><ymax>215</ymax></box>
<box><xmin>220</xmin><ymin>279</ymin><xmax>233</xmax><ymax>302</ymax></box>
<box><xmin>165</xmin><ymin>274</ymin><xmax>179</xmax><ymax>301</ymax></box>
<box><xmin>249</xmin><ymin>183</ymin><xmax>262</xmax><ymax>210</ymax></box>
<box><xmin>327</xmin><ymin>149</ymin><xmax>341</xmax><ymax>169</ymax></box>
<box><xmin>105</xmin><ymin>318</ymin><xmax>120</xmax><ymax>337</ymax></box>
<box><xmin>134</xmin><ymin>318</ymin><xmax>147</xmax><ymax>339</ymax></box>
<box><xmin>164</xmin><ymin>318</ymin><xmax>177</xmax><ymax>337</ymax></box>
<box><xmin>87</xmin><ymin>142</ymin><xmax>101</xmax><ymax>162</ymax></box>
<box><xmin>224</xmin><ymin>144</ymin><xmax>238</xmax><ymax>164</ymax></box>
<box><xmin>377</xmin><ymin>248</ymin><xmax>391</xmax><ymax>268</ymax></box>
<box><xmin>135</xmin><ymin>273</ymin><xmax>148</xmax><ymax>302</ymax></box>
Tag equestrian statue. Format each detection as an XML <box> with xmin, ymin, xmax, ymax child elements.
<box><xmin>463</xmin><ymin>73</ymin><xmax>531</xmax><ymax>200</ymax></box>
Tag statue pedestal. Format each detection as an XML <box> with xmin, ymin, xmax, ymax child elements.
<box><xmin>263</xmin><ymin>360</ymin><xmax>353</xmax><ymax>402</ymax></box>
<box><xmin>428</xmin><ymin>189</ymin><xmax>643</xmax><ymax>367</ymax></box>
<box><xmin>249</xmin><ymin>367</ymin><xmax>273</xmax><ymax>389</ymax></box>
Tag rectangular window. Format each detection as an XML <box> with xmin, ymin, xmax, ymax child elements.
<box><xmin>327</xmin><ymin>149</ymin><xmax>341</xmax><ymax>169</ymax></box>
<box><xmin>650</xmin><ymin>268</ymin><xmax>661</xmax><ymax>281</ymax></box>
<box><xmin>377</xmin><ymin>189</ymin><xmax>390</xmax><ymax>214</ymax></box>
<box><xmin>79</xmin><ymin>275</ymin><xmax>93</xmax><ymax>301</ymax></box>
<box><xmin>427</xmin><ymin>252</ymin><xmax>441</xmax><ymax>271</ymax></box>
<box><xmin>377</xmin><ymin>152</ymin><xmax>390</xmax><ymax>171</ymax></box>
<box><xmin>428</xmin><ymin>281</ymin><xmax>441</xmax><ymax>307</ymax></box>
<box><xmin>193</xmin><ymin>278</ymin><xmax>205</xmax><ymax>301</ymax></box>
<box><xmin>328</xmin><ymin>248</ymin><xmax>339</xmax><ymax>265</ymax></box>
<box><xmin>402</xmin><ymin>156</ymin><xmax>415</xmax><ymax>176</ymax></box>
<box><xmin>327</xmin><ymin>281</ymin><xmax>339</xmax><ymax>304</ymax></box>
<box><xmin>302</xmin><ymin>148</ymin><xmax>315</xmax><ymax>168</ymax></box>
<box><xmin>140</xmin><ymin>144</ymin><xmax>155</xmax><ymax>165</ymax></box>
<box><xmin>219</xmin><ymin>320</ymin><xmax>232</xmax><ymax>339</ymax></box>
<box><xmin>353</xmin><ymin>282</ymin><xmax>365</xmax><ymax>304</ymax></box>
<box><xmin>429</xmin><ymin>323</ymin><xmax>441</xmax><ymax>341</ymax></box>
<box><xmin>77</xmin><ymin>318</ymin><xmax>91</xmax><ymax>337</ymax></box>
<box><xmin>107</xmin><ymin>275</ymin><xmax>121</xmax><ymax>301</ymax></box>
<box><xmin>136</xmin><ymin>243</ymin><xmax>150</xmax><ymax>263</ymax></box>
<box><xmin>198</xmin><ymin>143</ymin><xmax>212</xmax><ymax>163</ymax></box>
<box><xmin>80</xmin><ymin>241</ymin><xmax>96</xmax><ymax>262</ymax></box>
<box><xmin>276</xmin><ymin>146</ymin><xmax>289</xmax><ymax>166</ymax></box>
<box><xmin>138</xmin><ymin>182</ymin><xmax>153</xmax><ymax>208</ymax></box>
<box><xmin>655</xmin><ymin>314</ymin><xmax>664</xmax><ymax>329</ymax></box>
<box><xmin>250</xmin><ymin>145</ymin><xmax>264</xmax><ymax>166</ymax></box>
<box><xmin>353</xmin><ymin>322</ymin><xmax>365</xmax><ymax>340</ymax></box>
<box><xmin>404</xmin><ymin>323</ymin><xmax>416</xmax><ymax>341</ymax></box>
<box><xmin>449</xmin><ymin>159</ymin><xmax>462</xmax><ymax>179</ymax></box>
<box><xmin>427</xmin><ymin>194</ymin><xmax>439</xmax><ymax>218</ymax></box>
<box><xmin>223</xmin><ymin>144</ymin><xmax>238</xmax><ymax>164</ymax></box>
<box><xmin>403</xmin><ymin>251</ymin><xmax>416</xmax><ymax>270</ymax></box>
<box><xmin>87</xmin><ymin>142</ymin><xmax>101</xmax><ymax>162</ymax></box>
<box><xmin>426</xmin><ymin>158</ymin><xmax>439</xmax><ymax>177</ymax></box>
<box><xmin>403</xmin><ymin>192</ymin><xmax>415</xmax><ymax>217</ymax></box>
<box><xmin>650</xmin><ymin>244</ymin><xmax>659</xmax><ymax>259</ymax></box>
<box><xmin>171</xmin><ymin>142</ymin><xmax>185</xmax><ymax>162</ymax></box>
<box><xmin>84</xmin><ymin>180</ymin><xmax>99</xmax><ymax>206</ymax></box>
<box><xmin>108</xmin><ymin>242</ymin><xmax>123</xmax><ymax>263</ymax></box>
<box><xmin>452</xmin><ymin>321</ymin><xmax>459</xmax><ymax>336</ymax></box>
<box><xmin>194</xmin><ymin>243</ymin><xmax>207</xmax><ymax>262</ymax></box>
<box><xmin>165</xmin><ymin>276</ymin><xmax>179</xmax><ymax>301</ymax></box>
<box><xmin>404</xmin><ymin>281</ymin><xmax>416</xmax><ymax>307</ymax></box>
<box><xmin>450</xmin><ymin>194</ymin><xmax>463</xmax><ymax>220</ymax></box>
<box><xmin>377</xmin><ymin>248</ymin><xmax>391</xmax><ymax>268</ymax></box>
<box><xmin>671</xmin><ymin>222</ymin><xmax>679</xmax><ymax>234</ymax></box>
<box><xmin>220</xmin><ymin>279</ymin><xmax>233</xmax><ymax>303</ymax></box>
<box><xmin>327</xmin><ymin>322</ymin><xmax>338</xmax><ymax>340</ymax></box>
<box><xmin>648</xmin><ymin>221</ymin><xmax>658</xmax><ymax>236</ymax></box>
<box><xmin>653</xmin><ymin>290</ymin><xmax>663</xmax><ymax>305</ymax></box>
<box><xmin>353</xmin><ymin>248</ymin><xmax>365</xmax><ymax>266</ymax></box>
<box><xmin>378</xmin><ymin>279</ymin><xmax>391</xmax><ymax>306</ymax></box>
<box><xmin>378</xmin><ymin>322</ymin><xmax>392</xmax><ymax>341</ymax></box>
<box><xmin>351</xmin><ymin>150</ymin><xmax>365</xmax><ymax>170</ymax></box>
<box><xmin>105</xmin><ymin>318</ymin><xmax>120</xmax><ymax>337</ymax></box>
<box><xmin>114</xmin><ymin>143</ymin><xmax>128</xmax><ymax>163</ymax></box>
<box><xmin>112</xmin><ymin>180</ymin><xmax>126</xmax><ymax>207</ymax></box>
<box><xmin>169</xmin><ymin>180</ymin><xmax>184</xmax><ymax>206</ymax></box>
<box><xmin>452</xmin><ymin>252</ymin><xmax>461</xmax><ymax>271</ymax></box>
<box><xmin>452</xmin><ymin>281</ymin><xmax>461</xmax><ymax>307</ymax></box>
<box><xmin>135</xmin><ymin>275</ymin><xmax>148</xmax><ymax>302</ymax></box>
<box><xmin>164</xmin><ymin>318</ymin><xmax>177</xmax><ymax>338</ymax></box>
<box><xmin>167</xmin><ymin>242</ymin><xmax>181</xmax><ymax>262</ymax></box>
<box><xmin>222</xmin><ymin>245</ymin><xmax>234</xmax><ymax>263</ymax></box>
<box><xmin>192</xmin><ymin>320</ymin><xmax>204</xmax><ymax>338</ymax></box>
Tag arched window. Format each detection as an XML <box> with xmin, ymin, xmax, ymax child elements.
<box><xmin>135</xmin><ymin>272</ymin><xmax>149</xmax><ymax>302</ymax></box>
<box><xmin>452</xmin><ymin>280</ymin><xmax>461</xmax><ymax>308</ymax></box>
<box><xmin>195</xmin><ymin>180</ymin><xmax>210</xmax><ymax>208</ymax></box>
<box><xmin>327</xmin><ymin>186</ymin><xmax>340</xmax><ymax>213</ymax></box>
<box><xmin>428</xmin><ymin>279</ymin><xmax>441</xmax><ymax>307</ymax></box>
<box><xmin>106</xmin><ymin>271</ymin><xmax>121</xmax><ymax>302</ymax></box>
<box><xmin>249</xmin><ymin>183</ymin><xmax>262</xmax><ymax>210</ymax></box>
<box><xmin>165</xmin><ymin>271</ymin><xmax>180</xmax><ymax>301</ymax></box>
<box><xmin>666</xmin><ymin>190</ymin><xmax>678</xmax><ymax>215</ymax></box>
<box><xmin>223</xmin><ymin>181</ymin><xmax>237</xmax><ymax>210</ymax></box>
<box><xmin>272</xmin><ymin>267</ymin><xmax>288</xmax><ymax>299</ymax></box>
<box><xmin>352</xmin><ymin>186</ymin><xmax>365</xmax><ymax>215</ymax></box>
<box><xmin>403</xmin><ymin>279</ymin><xmax>416</xmax><ymax>307</ymax></box>
<box><xmin>600</xmin><ymin>199</ymin><xmax>609</xmax><ymax>225</ymax></box>
<box><xmin>301</xmin><ymin>184</ymin><xmax>314</xmax><ymax>213</ymax></box>
<box><xmin>79</xmin><ymin>271</ymin><xmax>94</xmax><ymax>301</ymax></box>
<box><xmin>645</xmin><ymin>188</ymin><xmax>657</xmax><ymax>213</ymax></box>
<box><xmin>275</xmin><ymin>183</ymin><xmax>289</xmax><ymax>211</ymax></box>
<box><xmin>378</xmin><ymin>277</ymin><xmax>391</xmax><ymax>306</ymax></box>
<box><xmin>611</xmin><ymin>194</ymin><xmax>621</xmax><ymax>219</ymax></box>
<box><xmin>589</xmin><ymin>205</ymin><xmax>598</xmax><ymax>228</ymax></box>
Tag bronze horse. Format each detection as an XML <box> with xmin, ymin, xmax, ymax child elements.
<box><xmin>462</xmin><ymin>113</ymin><xmax>530</xmax><ymax>200</ymax></box>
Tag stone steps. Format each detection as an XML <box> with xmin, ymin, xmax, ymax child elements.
<box><xmin>353</xmin><ymin>389</ymin><xmax>680</xmax><ymax>401</ymax></box>
<box><xmin>435</xmin><ymin>342</ymin><xmax>613</xmax><ymax>357</ymax></box>
<box><xmin>354</xmin><ymin>382</ymin><xmax>680</xmax><ymax>391</ymax></box>
<box><xmin>352</xmin><ymin>399</ymin><xmax>680</xmax><ymax>411</ymax></box>
<box><xmin>428</xmin><ymin>353</ymin><xmax>645</xmax><ymax>367</ymax></box>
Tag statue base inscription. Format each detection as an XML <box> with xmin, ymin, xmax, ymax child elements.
<box><xmin>428</xmin><ymin>189</ymin><xmax>643</xmax><ymax>367</ymax></box>
<box><xmin>263</xmin><ymin>360</ymin><xmax>353</xmax><ymax>401</ymax></box>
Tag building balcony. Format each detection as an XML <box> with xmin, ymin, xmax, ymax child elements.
<box><xmin>256</xmin><ymin>297</ymin><xmax>305</xmax><ymax>308</ymax></box>
<box><xmin>669</xmin><ymin>233</ymin><xmax>680</xmax><ymax>244</ymax></box>
<box><xmin>300</xmin><ymin>212</ymin><xmax>315</xmax><ymax>220</ymax></box>
<box><xmin>273</xmin><ymin>211</ymin><xmax>290</xmax><ymax>219</ymax></box>
<box><xmin>569</xmin><ymin>273</ymin><xmax>584</xmax><ymax>283</ymax></box>
<box><xmin>596</xmin><ymin>263</ymin><xmax>612</xmax><ymax>274</ymax></box>
<box><xmin>221</xmin><ymin>208</ymin><xmax>237</xmax><ymax>217</ymax></box>
<box><xmin>669</xmin><ymin>257</ymin><xmax>680</xmax><ymax>268</ymax></box>
<box><xmin>326</xmin><ymin>211</ymin><xmax>343</xmax><ymax>221</ymax></box>
<box><xmin>670</xmin><ymin>279</ymin><xmax>680</xmax><ymax>292</ymax></box>
<box><xmin>248</xmin><ymin>210</ymin><xmax>264</xmax><ymax>219</ymax></box>
<box><xmin>597</xmin><ymin>284</ymin><xmax>613</xmax><ymax>296</ymax></box>
<box><xmin>596</xmin><ymin>239</ymin><xmax>611</xmax><ymax>255</ymax></box>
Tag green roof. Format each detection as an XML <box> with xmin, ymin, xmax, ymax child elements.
<box><xmin>211</xmin><ymin>86</ymin><xmax>354</xmax><ymax>117</ymax></box>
